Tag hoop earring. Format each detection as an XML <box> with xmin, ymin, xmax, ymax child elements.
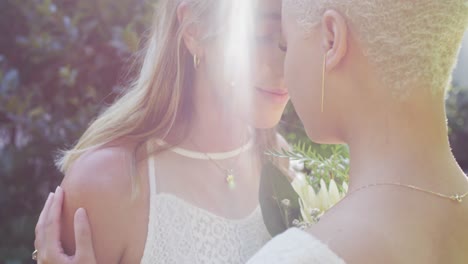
<box><xmin>321</xmin><ymin>54</ymin><xmax>326</xmax><ymax>113</ymax></box>
<box><xmin>193</xmin><ymin>54</ymin><xmax>201</xmax><ymax>69</ymax></box>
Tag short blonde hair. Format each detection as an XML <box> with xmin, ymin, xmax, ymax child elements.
<box><xmin>283</xmin><ymin>0</ymin><xmax>468</xmax><ymax>99</ymax></box>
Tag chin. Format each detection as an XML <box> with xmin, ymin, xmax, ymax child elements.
<box><xmin>304</xmin><ymin>124</ymin><xmax>345</xmax><ymax>145</ymax></box>
<box><xmin>247</xmin><ymin>100</ymin><xmax>287</xmax><ymax>129</ymax></box>
<box><xmin>250</xmin><ymin>111</ymin><xmax>283</xmax><ymax>129</ymax></box>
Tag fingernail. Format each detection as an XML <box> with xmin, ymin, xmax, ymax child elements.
<box><xmin>55</xmin><ymin>186</ymin><xmax>61</xmax><ymax>192</ymax></box>
<box><xmin>76</xmin><ymin>208</ymin><xmax>87</xmax><ymax>219</ymax></box>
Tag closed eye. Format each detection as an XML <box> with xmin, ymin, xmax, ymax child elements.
<box><xmin>256</xmin><ymin>34</ymin><xmax>276</xmax><ymax>43</ymax></box>
<box><xmin>278</xmin><ymin>42</ymin><xmax>287</xmax><ymax>52</ymax></box>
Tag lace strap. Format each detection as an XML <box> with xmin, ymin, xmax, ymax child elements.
<box><xmin>146</xmin><ymin>140</ymin><xmax>158</xmax><ymax>195</ymax></box>
<box><xmin>140</xmin><ymin>140</ymin><xmax>158</xmax><ymax>264</ymax></box>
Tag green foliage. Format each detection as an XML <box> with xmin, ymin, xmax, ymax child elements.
<box><xmin>261</xmin><ymin>144</ymin><xmax>350</xmax><ymax>237</ymax></box>
<box><xmin>279</xmin><ymin>102</ymin><xmax>313</xmax><ymax>146</ymax></box>
<box><xmin>447</xmin><ymin>86</ymin><xmax>468</xmax><ymax>171</ymax></box>
<box><xmin>0</xmin><ymin>0</ymin><xmax>154</xmax><ymax>262</ymax></box>
<box><xmin>269</xmin><ymin>143</ymin><xmax>350</xmax><ymax>194</ymax></box>
<box><xmin>279</xmin><ymin>102</ymin><xmax>344</xmax><ymax>158</ymax></box>
<box><xmin>259</xmin><ymin>162</ymin><xmax>300</xmax><ymax>237</ymax></box>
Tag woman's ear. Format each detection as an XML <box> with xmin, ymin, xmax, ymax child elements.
<box><xmin>177</xmin><ymin>2</ymin><xmax>203</xmax><ymax>57</ymax></box>
<box><xmin>321</xmin><ymin>10</ymin><xmax>348</xmax><ymax>70</ymax></box>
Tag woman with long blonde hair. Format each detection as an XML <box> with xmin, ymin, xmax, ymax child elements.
<box><xmin>33</xmin><ymin>0</ymin><xmax>290</xmax><ymax>263</ymax></box>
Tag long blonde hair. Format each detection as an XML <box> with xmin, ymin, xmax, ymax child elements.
<box><xmin>57</xmin><ymin>0</ymin><xmax>277</xmax><ymax>176</ymax></box>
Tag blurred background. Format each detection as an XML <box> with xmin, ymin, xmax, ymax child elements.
<box><xmin>0</xmin><ymin>0</ymin><xmax>467</xmax><ymax>263</ymax></box>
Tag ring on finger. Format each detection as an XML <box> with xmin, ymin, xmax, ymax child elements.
<box><xmin>32</xmin><ymin>249</ymin><xmax>38</xmax><ymax>260</ymax></box>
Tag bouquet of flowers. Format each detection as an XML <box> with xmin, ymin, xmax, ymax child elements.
<box><xmin>259</xmin><ymin>143</ymin><xmax>350</xmax><ymax>237</ymax></box>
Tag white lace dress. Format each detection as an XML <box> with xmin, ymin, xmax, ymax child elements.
<box><xmin>140</xmin><ymin>153</ymin><xmax>271</xmax><ymax>264</ymax></box>
<box><xmin>247</xmin><ymin>228</ymin><xmax>346</xmax><ymax>264</ymax></box>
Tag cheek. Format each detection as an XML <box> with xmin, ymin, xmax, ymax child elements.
<box><xmin>204</xmin><ymin>44</ymin><xmax>226</xmax><ymax>82</ymax></box>
<box><xmin>285</xmin><ymin>49</ymin><xmax>312</xmax><ymax>97</ymax></box>
<box><xmin>245</xmin><ymin>44</ymin><xmax>288</xmax><ymax>128</ymax></box>
<box><xmin>284</xmin><ymin>41</ymin><xmax>322</xmax><ymax>116</ymax></box>
<box><xmin>252</xmin><ymin>44</ymin><xmax>285</xmax><ymax>84</ymax></box>
<box><xmin>204</xmin><ymin>41</ymin><xmax>247</xmax><ymax>99</ymax></box>
<box><xmin>208</xmin><ymin>40</ymin><xmax>232</xmax><ymax>70</ymax></box>
<box><xmin>248</xmin><ymin>98</ymin><xmax>288</xmax><ymax>128</ymax></box>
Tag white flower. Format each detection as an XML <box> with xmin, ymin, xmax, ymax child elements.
<box><xmin>292</xmin><ymin>176</ymin><xmax>348</xmax><ymax>224</ymax></box>
<box><xmin>292</xmin><ymin>173</ymin><xmax>319</xmax><ymax>223</ymax></box>
<box><xmin>342</xmin><ymin>181</ymin><xmax>349</xmax><ymax>198</ymax></box>
<box><xmin>289</xmin><ymin>159</ymin><xmax>304</xmax><ymax>172</ymax></box>
<box><xmin>317</xmin><ymin>179</ymin><xmax>330</xmax><ymax>211</ymax></box>
<box><xmin>328</xmin><ymin>179</ymin><xmax>341</xmax><ymax>206</ymax></box>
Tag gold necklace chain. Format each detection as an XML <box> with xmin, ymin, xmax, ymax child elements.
<box><xmin>189</xmin><ymin>134</ymin><xmax>251</xmax><ymax>190</ymax></box>
<box><xmin>204</xmin><ymin>154</ymin><xmax>242</xmax><ymax>189</ymax></box>
<box><xmin>349</xmin><ymin>182</ymin><xmax>468</xmax><ymax>203</ymax></box>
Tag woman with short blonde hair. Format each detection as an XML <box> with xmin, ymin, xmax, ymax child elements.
<box><xmin>249</xmin><ymin>0</ymin><xmax>468</xmax><ymax>262</ymax></box>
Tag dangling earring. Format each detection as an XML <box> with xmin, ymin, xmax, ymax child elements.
<box><xmin>321</xmin><ymin>54</ymin><xmax>326</xmax><ymax>113</ymax></box>
<box><xmin>193</xmin><ymin>54</ymin><xmax>201</xmax><ymax>69</ymax></box>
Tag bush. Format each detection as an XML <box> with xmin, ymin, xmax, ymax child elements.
<box><xmin>447</xmin><ymin>86</ymin><xmax>468</xmax><ymax>171</ymax></box>
<box><xmin>0</xmin><ymin>0</ymin><xmax>153</xmax><ymax>262</ymax></box>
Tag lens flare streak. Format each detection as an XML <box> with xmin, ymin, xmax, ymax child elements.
<box><xmin>223</xmin><ymin>0</ymin><xmax>255</xmax><ymax>108</ymax></box>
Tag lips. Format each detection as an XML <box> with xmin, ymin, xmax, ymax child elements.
<box><xmin>255</xmin><ymin>87</ymin><xmax>289</xmax><ymax>96</ymax></box>
<box><xmin>255</xmin><ymin>86</ymin><xmax>290</xmax><ymax>103</ymax></box>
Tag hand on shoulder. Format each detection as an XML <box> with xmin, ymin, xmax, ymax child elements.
<box><xmin>61</xmin><ymin>145</ymin><xmax>137</xmax><ymax>263</ymax></box>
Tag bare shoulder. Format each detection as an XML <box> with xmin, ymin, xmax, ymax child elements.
<box><xmin>60</xmin><ymin>143</ymin><xmax>145</xmax><ymax>263</ymax></box>
<box><xmin>62</xmin><ymin>144</ymin><xmax>135</xmax><ymax>198</ymax></box>
<box><xmin>306</xmin><ymin>207</ymin><xmax>397</xmax><ymax>264</ymax></box>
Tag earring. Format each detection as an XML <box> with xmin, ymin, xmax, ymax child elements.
<box><xmin>321</xmin><ymin>54</ymin><xmax>326</xmax><ymax>113</ymax></box>
<box><xmin>193</xmin><ymin>54</ymin><xmax>201</xmax><ymax>69</ymax></box>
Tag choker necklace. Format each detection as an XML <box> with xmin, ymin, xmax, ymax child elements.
<box><xmin>155</xmin><ymin>138</ymin><xmax>254</xmax><ymax>160</ymax></box>
<box><xmin>155</xmin><ymin>137</ymin><xmax>254</xmax><ymax>189</ymax></box>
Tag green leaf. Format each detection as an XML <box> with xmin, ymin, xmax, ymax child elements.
<box><xmin>259</xmin><ymin>162</ymin><xmax>300</xmax><ymax>237</ymax></box>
